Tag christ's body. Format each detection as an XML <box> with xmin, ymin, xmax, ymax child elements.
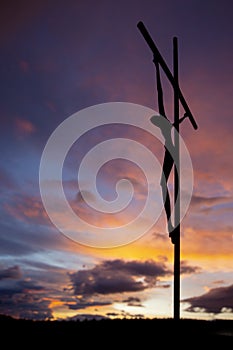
<box><xmin>150</xmin><ymin>58</ymin><xmax>187</xmax><ymax>239</ymax></box>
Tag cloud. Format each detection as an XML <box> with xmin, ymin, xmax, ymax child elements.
<box><xmin>122</xmin><ymin>297</ymin><xmax>141</xmax><ymax>303</ymax></box>
<box><xmin>182</xmin><ymin>226</ymin><xmax>233</xmax><ymax>261</ymax></box>
<box><xmin>0</xmin><ymin>226</ymin><xmax>38</xmax><ymax>256</ymax></box>
<box><xmin>97</xmin><ymin>158</ymin><xmax>148</xmax><ymax>201</ymax></box>
<box><xmin>68</xmin><ymin>300</ymin><xmax>111</xmax><ymax>310</ymax></box>
<box><xmin>190</xmin><ymin>195</ymin><xmax>233</xmax><ymax>211</ymax></box>
<box><xmin>0</xmin><ymin>266</ymin><xmax>22</xmax><ymax>280</ymax></box>
<box><xmin>0</xmin><ymin>217</ymin><xmax>70</xmax><ymax>258</ymax></box>
<box><xmin>67</xmin><ymin>314</ymin><xmax>109</xmax><ymax>321</ymax></box>
<box><xmin>180</xmin><ymin>261</ymin><xmax>201</xmax><ymax>275</ymax></box>
<box><xmin>0</xmin><ymin>167</ymin><xmax>17</xmax><ymax>190</ymax></box>
<box><xmin>106</xmin><ymin>312</ymin><xmax>120</xmax><ymax>317</ymax></box>
<box><xmin>15</xmin><ymin>118</ymin><xmax>36</xmax><ymax>136</ymax></box>
<box><xmin>160</xmin><ymin>284</ymin><xmax>170</xmax><ymax>288</ymax></box>
<box><xmin>183</xmin><ymin>284</ymin><xmax>233</xmax><ymax>314</ymax></box>
<box><xmin>152</xmin><ymin>231</ymin><xmax>168</xmax><ymax>241</ymax></box>
<box><xmin>69</xmin><ymin>259</ymin><xmax>170</xmax><ymax>297</ymax></box>
<box><xmin>212</xmin><ymin>280</ymin><xmax>225</xmax><ymax>285</ymax></box>
<box><xmin>66</xmin><ymin>259</ymin><xmax>171</xmax><ymax>312</ymax></box>
<box><xmin>76</xmin><ymin>190</ymin><xmax>96</xmax><ymax>204</ymax></box>
<box><xmin>64</xmin><ymin>157</ymin><xmax>149</xmax><ymax>228</ymax></box>
<box><xmin>122</xmin><ymin>297</ymin><xmax>143</xmax><ymax>307</ymax></box>
<box><xmin>4</xmin><ymin>194</ymin><xmax>49</xmax><ymax>226</ymax></box>
<box><xmin>0</xmin><ymin>265</ymin><xmax>52</xmax><ymax>320</ymax></box>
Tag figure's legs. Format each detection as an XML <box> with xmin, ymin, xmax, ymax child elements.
<box><xmin>160</xmin><ymin>150</ymin><xmax>174</xmax><ymax>235</ymax></box>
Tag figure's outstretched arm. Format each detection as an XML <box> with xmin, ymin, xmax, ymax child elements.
<box><xmin>153</xmin><ymin>57</ymin><xmax>166</xmax><ymax>118</ymax></box>
<box><xmin>173</xmin><ymin>112</ymin><xmax>189</xmax><ymax>127</ymax></box>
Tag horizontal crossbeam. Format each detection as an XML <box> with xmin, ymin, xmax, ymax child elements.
<box><xmin>137</xmin><ymin>21</ymin><xmax>198</xmax><ymax>130</ymax></box>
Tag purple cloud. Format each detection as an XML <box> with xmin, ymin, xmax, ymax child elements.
<box><xmin>0</xmin><ymin>266</ymin><xmax>22</xmax><ymax>280</ymax></box>
<box><xmin>70</xmin><ymin>259</ymin><xmax>171</xmax><ymax>297</ymax></box>
<box><xmin>0</xmin><ymin>265</ymin><xmax>52</xmax><ymax>320</ymax></box>
<box><xmin>183</xmin><ymin>284</ymin><xmax>233</xmax><ymax>314</ymax></box>
<box><xmin>180</xmin><ymin>261</ymin><xmax>201</xmax><ymax>275</ymax></box>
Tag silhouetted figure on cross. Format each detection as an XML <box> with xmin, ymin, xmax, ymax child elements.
<box><xmin>150</xmin><ymin>58</ymin><xmax>188</xmax><ymax>243</ymax></box>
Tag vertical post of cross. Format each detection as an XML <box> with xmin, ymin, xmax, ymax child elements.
<box><xmin>137</xmin><ymin>21</ymin><xmax>198</xmax><ymax>321</ymax></box>
<box><xmin>173</xmin><ymin>37</ymin><xmax>180</xmax><ymax>320</ymax></box>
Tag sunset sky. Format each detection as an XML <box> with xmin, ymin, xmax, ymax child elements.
<box><xmin>0</xmin><ymin>0</ymin><xmax>233</xmax><ymax>321</ymax></box>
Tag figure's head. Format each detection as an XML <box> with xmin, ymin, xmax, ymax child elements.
<box><xmin>150</xmin><ymin>115</ymin><xmax>166</xmax><ymax>127</ymax></box>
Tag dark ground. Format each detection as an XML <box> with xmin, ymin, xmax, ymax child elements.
<box><xmin>1</xmin><ymin>315</ymin><xmax>232</xmax><ymax>347</ymax></box>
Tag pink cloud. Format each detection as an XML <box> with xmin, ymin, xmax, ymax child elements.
<box><xmin>15</xmin><ymin>118</ymin><xmax>36</xmax><ymax>137</ymax></box>
<box><xmin>5</xmin><ymin>194</ymin><xmax>49</xmax><ymax>225</ymax></box>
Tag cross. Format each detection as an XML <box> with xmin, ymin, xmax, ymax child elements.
<box><xmin>137</xmin><ymin>21</ymin><xmax>198</xmax><ymax>320</ymax></box>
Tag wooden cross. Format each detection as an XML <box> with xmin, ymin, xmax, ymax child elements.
<box><xmin>137</xmin><ymin>21</ymin><xmax>198</xmax><ymax>320</ymax></box>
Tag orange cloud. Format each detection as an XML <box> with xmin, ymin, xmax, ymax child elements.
<box><xmin>49</xmin><ymin>300</ymin><xmax>66</xmax><ymax>309</ymax></box>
